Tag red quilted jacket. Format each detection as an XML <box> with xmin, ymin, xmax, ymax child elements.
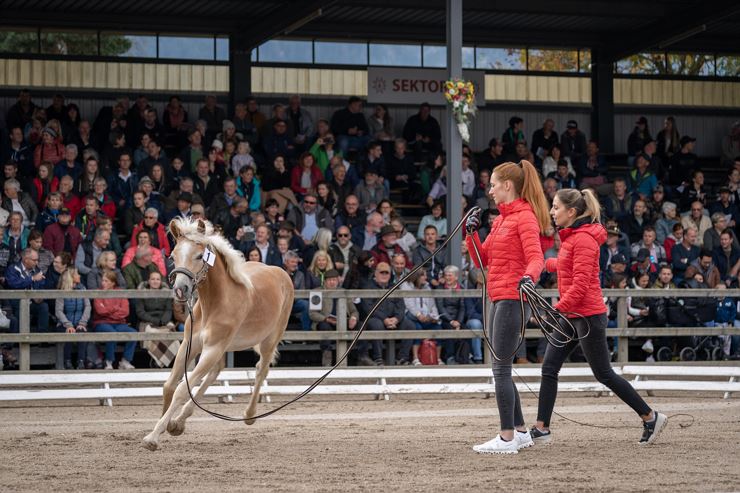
<box><xmin>545</xmin><ymin>219</ymin><xmax>607</xmax><ymax>317</ymax></box>
<box><xmin>467</xmin><ymin>199</ymin><xmax>544</xmax><ymax>301</ymax></box>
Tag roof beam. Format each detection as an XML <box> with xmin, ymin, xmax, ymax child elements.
<box><xmin>601</xmin><ymin>0</ymin><xmax>740</xmax><ymax>61</ymax></box>
<box><xmin>241</xmin><ymin>0</ymin><xmax>339</xmax><ymax>48</ymax></box>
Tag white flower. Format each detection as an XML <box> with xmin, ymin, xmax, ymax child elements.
<box><xmin>457</xmin><ymin>122</ymin><xmax>470</xmax><ymax>142</ymax></box>
<box><xmin>463</xmin><ymin>104</ymin><xmax>469</xmax><ymax>113</ymax></box>
<box><xmin>453</xmin><ymin>101</ymin><xmax>460</xmax><ymax>108</ymax></box>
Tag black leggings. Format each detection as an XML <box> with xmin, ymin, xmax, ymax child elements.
<box><xmin>490</xmin><ymin>300</ymin><xmax>529</xmax><ymax>431</ymax></box>
<box><xmin>537</xmin><ymin>313</ymin><xmax>652</xmax><ymax>427</ymax></box>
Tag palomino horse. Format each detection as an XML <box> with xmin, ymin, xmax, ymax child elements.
<box><xmin>143</xmin><ymin>218</ymin><xmax>294</xmax><ymax>450</ymax></box>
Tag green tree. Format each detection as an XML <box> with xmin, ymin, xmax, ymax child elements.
<box><xmin>0</xmin><ymin>31</ymin><xmax>132</xmax><ymax>56</ymax></box>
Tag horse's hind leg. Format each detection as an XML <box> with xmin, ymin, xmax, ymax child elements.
<box><xmin>244</xmin><ymin>338</ymin><xmax>280</xmax><ymax>425</ymax></box>
<box><xmin>143</xmin><ymin>345</ymin><xmax>223</xmax><ymax>451</ymax></box>
<box><xmin>168</xmin><ymin>352</ymin><xmax>226</xmax><ymax>436</ymax></box>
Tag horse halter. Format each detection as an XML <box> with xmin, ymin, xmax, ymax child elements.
<box><xmin>168</xmin><ymin>244</ymin><xmax>213</xmax><ymax>301</ymax></box>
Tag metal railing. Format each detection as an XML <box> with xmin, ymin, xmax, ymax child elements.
<box><xmin>1</xmin><ymin>288</ymin><xmax>740</xmax><ymax>371</ymax></box>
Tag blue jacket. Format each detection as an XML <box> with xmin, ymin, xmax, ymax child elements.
<box><xmin>36</xmin><ymin>208</ymin><xmax>59</xmax><ymax>232</ymax></box>
<box><xmin>5</xmin><ymin>261</ymin><xmax>45</xmax><ymax>289</ymax></box>
<box><xmin>108</xmin><ymin>171</ymin><xmax>139</xmax><ymax>211</ymax></box>
<box><xmin>236</xmin><ymin>176</ymin><xmax>262</xmax><ymax>212</ymax></box>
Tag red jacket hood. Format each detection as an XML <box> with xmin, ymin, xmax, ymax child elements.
<box><xmin>558</xmin><ymin>220</ymin><xmax>607</xmax><ymax>246</ymax></box>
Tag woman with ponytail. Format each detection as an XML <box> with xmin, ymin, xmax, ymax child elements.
<box><xmin>530</xmin><ymin>188</ymin><xmax>667</xmax><ymax>445</ymax></box>
<box><xmin>465</xmin><ymin>160</ymin><xmax>548</xmax><ymax>454</ymax></box>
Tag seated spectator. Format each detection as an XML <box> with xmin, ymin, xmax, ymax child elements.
<box><xmin>704</xmin><ymin>212</ymin><xmax>740</xmax><ymax>252</ymax></box>
<box><xmin>386</xmin><ymin>138</ymin><xmax>417</xmax><ymax>191</ymax></box>
<box><xmin>138</xmin><ymin>139</ymin><xmax>170</xmax><ymax>182</ymax></box>
<box><xmin>436</xmin><ymin>265</ymin><xmax>466</xmax><ymax>365</ymax></box>
<box><xmin>476</xmin><ymin>138</ymin><xmax>504</xmax><ymax>174</ymax></box>
<box><xmin>286</xmin><ymin>193</ymin><xmax>333</xmax><ymax>244</ymax></box>
<box><xmin>391</xmin><ymin>218</ymin><xmax>417</xmax><ymax>254</ymax></box>
<box><xmin>3</xmin><ymin>212</ymin><xmax>30</xmax><ymax>264</ymax></box>
<box><xmin>561</xmin><ymin>119</ymin><xmax>587</xmax><ymax>164</ymax></box>
<box><xmin>122</xmin><ymin>246</ymin><xmax>159</xmax><ymax>289</ymax></box>
<box><xmin>261</xmin><ymin>154</ymin><xmax>297</xmax><ymax>215</ymax></box>
<box><xmin>601</xmin><ymin>252</ymin><xmax>628</xmax><ymax>288</ymax></box>
<box><xmin>645</xmin><ymin>184</ymin><xmax>666</xmax><ymax>221</ymax></box>
<box><xmin>35</xmin><ymin>191</ymin><xmax>63</xmax><ymax>232</ymax></box>
<box><xmin>92</xmin><ymin>270</ymin><xmax>137</xmax><ymax>370</ymax></box>
<box><xmin>685</xmin><ymin>249</ymin><xmax>721</xmax><ymax>288</ymax></box>
<box><xmin>464</xmin><ymin>269</ymin><xmax>485</xmax><ymax>364</ymax></box>
<box><xmin>327</xmin><ymin>159</ymin><xmax>355</xmax><ymax>207</ymax></box>
<box><xmin>2</xmin><ymin>178</ymin><xmax>38</xmax><ymax>227</ymax></box>
<box><xmin>530</xmin><ymin>118</ymin><xmax>558</xmax><ymax>164</ymax></box>
<box><xmin>603</xmin><ymin>178</ymin><xmax>633</xmax><ymax>222</ymax></box>
<box><xmin>668</xmin><ymin>135</ymin><xmax>698</xmax><ymax>186</ymax></box>
<box><xmin>546</xmin><ymin>160</ymin><xmax>577</xmax><ymax>189</ymax></box>
<box><xmin>417</xmin><ymin>201</ymin><xmax>447</xmax><ymax>240</ymax></box>
<box><xmin>354</xmin><ymin>165</ymin><xmax>388</xmax><ymax>214</ymax></box>
<box><xmin>413</xmin><ymin>224</ymin><xmax>446</xmax><ymax>289</ymax></box>
<box><xmin>262</xmin><ymin>198</ymin><xmax>283</xmax><ymax>236</ymax></box>
<box><xmin>5</xmin><ymin>248</ymin><xmax>49</xmax><ymax>332</ymax></box>
<box><xmin>331</xmin><ymin>96</ymin><xmax>371</xmax><ymax>157</ymax></box>
<box><xmin>514</xmin><ymin>141</ymin><xmax>535</xmax><ymax>164</ymax></box>
<box><xmin>713</xmin><ymin>229</ymin><xmax>740</xmax><ymax>286</ymax></box>
<box><xmin>209</xmin><ymin>177</ymin><xmax>240</xmax><ymax>222</ymax></box>
<box><xmin>53</xmin><ymin>143</ymin><xmax>82</xmax><ymax>185</ymax></box>
<box><xmin>235</xmin><ymin>165</ymin><xmax>261</xmax><ymax>212</ymax></box>
<box><xmin>192</xmin><ymin>158</ymin><xmax>219</xmax><ymax>207</ymax></box>
<box><xmin>358</xmin><ymin>262</ymin><xmax>415</xmax><ymax>365</ymax></box>
<box><xmin>290</xmin><ymin>152</ymin><xmax>323</xmax><ymax>200</ymax></box>
<box><xmin>263</xmin><ymin>120</ymin><xmax>295</xmax><ymax>163</ymax></box>
<box><xmin>137</xmin><ymin>177</ymin><xmax>163</xmax><ymax>214</ymax></box>
<box><xmin>334</xmin><ymin>194</ymin><xmax>365</xmax><ymax>232</ymax></box>
<box><xmin>32</xmin><ymin>161</ymin><xmax>59</xmax><ymax>208</ymax></box>
<box><xmin>95</xmin><ymin>216</ymin><xmax>122</xmax><ymax>258</ymax></box>
<box><xmin>501</xmin><ymin>116</ymin><xmax>526</xmax><ymax>159</ymax></box>
<box><xmin>55</xmin><ymin>267</ymin><xmax>90</xmax><ymax>369</ymax></box>
<box><xmin>75</xmin><ymin>228</ymin><xmax>110</xmax><ymax>281</ymax></box>
<box><xmin>239</xmin><ymin>223</ymin><xmax>282</xmax><ymax>267</ymax></box>
<box><xmin>679</xmin><ymin>170</ymin><xmax>707</xmax><ymax>212</ymax></box>
<box><xmin>91</xmin><ymin>177</ymin><xmax>117</xmax><ymax>220</ymax></box>
<box><xmin>680</xmin><ymin>201</ymin><xmax>711</xmax><ymax>247</ymax></box>
<box><xmin>653</xmin><ymin>264</ymin><xmax>676</xmax><ymax>289</ymax></box>
<box><xmin>541</xmin><ymin>144</ymin><xmax>572</xmax><ymax>178</ymax></box>
<box><xmin>75</xmin><ymin>195</ymin><xmax>104</xmax><ymax>241</ymax></box>
<box><xmin>310</xmin><ymin>133</ymin><xmax>342</xmax><ymax>175</ymax></box>
<box><xmin>108</xmin><ymin>151</ymin><xmax>138</xmax><ymax>216</ymax></box>
<box><xmin>135</xmin><ymin>270</ymin><xmax>173</xmax><ymax>330</ymax></box>
<box><xmin>309</xmin><ymin>269</ymin><xmax>358</xmax><ymax>366</ymax></box>
<box><xmin>655</xmin><ymin>201</ymin><xmax>678</xmax><ymax>245</ymax></box>
<box><xmin>45</xmin><ymin>251</ymin><xmax>71</xmax><ymax>290</ymax></box>
<box><xmin>627</xmin><ymin>152</ymin><xmax>658</xmax><ymax>200</ymax></box>
<box><xmin>214</xmin><ymin>197</ymin><xmax>250</xmax><ymax>247</ymax></box>
<box><xmin>600</xmin><ymin>225</ymin><xmax>630</xmax><ymax>273</ymax></box>
<box><xmin>630</xmin><ymin>248</ymin><xmax>658</xmax><ymax>284</ymax></box>
<box><xmin>370</xmin><ymin>225</ymin><xmax>409</xmax><ymax>269</ymax></box>
<box><xmin>131</xmin><ymin>208</ymin><xmax>171</xmax><ymax>256</ymax></box>
<box><xmin>709</xmin><ymin>186</ymin><xmax>740</xmax><ymax>229</ymax></box>
<box><xmin>619</xmin><ymin>199</ymin><xmax>651</xmax><ymax>244</ymax></box>
<box><xmin>87</xmin><ymin>250</ymin><xmax>125</xmax><ymax>289</ymax></box>
<box><xmin>33</xmin><ymin>127</ymin><xmax>64</xmax><ymax>169</ymax></box>
<box><xmin>27</xmin><ymin>229</ymin><xmax>53</xmax><ymax>274</ymax></box>
<box><xmin>306</xmin><ymin>250</ymin><xmax>334</xmax><ymax>288</ymax></box>
<box><xmin>367</xmin><ymin>103</ymin><xmax>393</xmax><ymax>142</ymax></box>
<box><xmin>579</xmin><ymin>140</ymin><xmax>608</xmax><ymax>187</ymax></box>
<box><xmin>401</xmin><ymin>269</ymin><xmax>443</xmax><ymax>366</ymax></box>
<box><xmin>627</xmin><ymin>272</ymin><xmax>651</xmax><ymax>332</ymax></box>
<box><xmin>671</xmin><ymin>226</ymin><xmax>700</xmax><ymax>284</ymax></box>
<box><xmin>122</xmin><ymin>230</ymin><xmax>166</xmax><ymax>274</ymax></box>
<box><xmin>245</xmin><ymin>246</ymin><xmax>261</xmax><ymax>262</ymax></box>
<box><xmin>123</xmin><ymin>191</ymin><xmax>147</xmax><ymax>238</ymax></box>
<box><xmin>664</xmin><ymin>222</ymin><xmax>683</xmax><ymax>264</ymax></box>
<box><xmin>316</xmin><ymin>181</ymin><xmax>337</xmax><ymax>216</ymax></box>
<box><xmin>630</xmin><ymin>226</ymin><xmax>666</xmax><ymax>264</ymax></box>
<box><xmin>328</xmin><ymin>225</ymin><xmax>359</xmax><ymax>279</ymax></box>
<box><xmin>389</xmin><ymin>252</ymin><xmax>410</xmax><ymax>286</ymax></box>
<box><xmin>283</xmin><ymin>250</ymin><xmax>310</xmax><ymax>331</ymax></box>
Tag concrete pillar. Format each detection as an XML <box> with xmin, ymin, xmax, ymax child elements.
<box><xmin>590</xmin><ymin>50</ymin><xmax>615</xmax><ymax>154</ymax></box>
<box><xmin>445</xmin><ymin>0</ymin><xmax>463</xmax><ymax>267</ymax></box>
<box><xmin>229</xmin><ymin>33</ymin><xmax>252</xmax><ymax>114</ymax></box>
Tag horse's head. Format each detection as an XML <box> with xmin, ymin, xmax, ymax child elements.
<box><xmin>168</xmin><ymin>218</ymin><xmax>210</xmax><ymax>302</ymax></box>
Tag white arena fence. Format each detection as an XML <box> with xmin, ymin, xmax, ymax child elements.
<box><xmin>0</xmin><ymin>365</ymin><xmax>737</xmax><ymax>406</ymax></box>
<box><xmin>1</xmin><ymin>289</ymin><xmax>740</xmax><ymax>371</ymax></box>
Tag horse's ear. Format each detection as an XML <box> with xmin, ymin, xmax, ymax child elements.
<box><xmin>197</xmin><ymin>219</ymin><xmax>206</xmax><ymax>235</ymax></box>
<box><xmin>169</xmin><ymin>219</ymin><xmax>181</xmax><ymax>239</ymax></box>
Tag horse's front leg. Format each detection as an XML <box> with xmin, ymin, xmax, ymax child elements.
<box><xmin>169</xmin><ymin>350</ymin><xmax>226</xmax><ymax>435</ymax></box>
<box><xmin>162</xmin><ymin>327</ymin><xmax>202</xmax><ymax>416</ymax></box>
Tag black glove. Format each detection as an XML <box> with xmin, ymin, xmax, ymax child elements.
<box><xmin>465</xmin><ymin>211</ymin><xmax>481</xmax><ymax>234</ymax></box>
<box><xmin>518</xmin><ymin>276</ymin><xmax>535</xmax><ymax>291</ymax></box>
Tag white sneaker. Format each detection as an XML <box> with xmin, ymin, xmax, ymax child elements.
<box><xmin>646</xmin><ymin>355</ymin><xmax>655</xmax><ymax>363</ymax></box>
<box><xmin>118</xmin><ymin>359</ymin><xmax>135</xmax><ymax>370</ymax></box>
<box><xmin>472</xmin><ymin>435</ymin><xmax>519</xmax><ymax>454</ymax></box>
<box><xmin>104</xmin><ymin>360</ymin><xmax>113</xmax><ymax>370</ymax></box>
<box><xmin>412</xmin><ymin>358</ymin><xmax>422</xmax><ymax>366</ymax></box>
<box><xmin>642</xmin><ymin>339</ymin><xmax>654</xmax><ymax>353</ymax></box>
<box><xmin>515</xmin><ymin>430</ymin><xmax>534</xmax><ymax>450</ymax></box>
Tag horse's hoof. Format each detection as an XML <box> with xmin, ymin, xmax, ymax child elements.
<box><xmin>167</xmin><ymin>420</ymin><xmax>185</xmax><ymax>436</ymax></box>
<box><xmin>244</xmin><ymin>417</ymin><xmax>256</xmax><ymax>426</ymax></box>
<box><xmin>142</xmin><ymin>436</ymin><xmax>159</xmax><ymax>451</ymax></box>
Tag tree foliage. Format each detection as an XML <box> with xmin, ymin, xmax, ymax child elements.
<box><xmin>0</xmin><ymin>31</ymin><xmax>131</xmax><ymax>56</ymax></box>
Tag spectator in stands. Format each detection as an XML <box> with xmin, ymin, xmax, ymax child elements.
<box><xmin>413</xmin><ymin>224</ymin><xmax>445</xmax><ymax>289</ymax></box>
<box><xmin>357</xmin><ymin>140</ymin><xmax>386</xmax><ymax>182</ymax></box>
<box><xmin>75</xmin><ymin>156</ymin><xmax>100</xmax><ymax>198</ymax></box>
<box><xmin>561</xmin><ymin>119</ymin><xmax>587</xmax><ymax>164</ymax></box>
<box><xmin>619</xmin><ymin>199</ymin><xmax>650</xmax><ymax>244</ymax></box>
<box><xmin>306</xmin><ymin>250</ymin><xmax>334</xmax><ymax>288</ymax></box>
<box><xmin>645</xmin><ymin>184</ymin><xmax>666</xmax><ymax>221</ymax></box>
<box><xmin>604</xmin><ymin>177</ymin><xmax>633</xmax><ymax>222</ymax></box>
<box><xmin>402</xmin><ymin>103</ymin><xmax>442</xmax><ymax>161</ymax></box>
<box><xmin>5</xmin><ymin>89</ymin><xmax>37</xmax><ymax>130</ymax></box>
<box><xmin>679</xmin><ymin>169</ymin><xmax>707</xmax><ymax>212</ymax></box>
<box><xmin>286</xmin><ymin>193</ymin><xmax>333</xmax><ymax>243</ymax></box>
<box><xmin>122</xmin><ymin>246</ymin><xmax>159</xmax><ymax>289</ymax></box>
<box><xmin>264</xmin><ymin>120</ymin><xmax>296</xmax><ymax>164</ymax></box>
<box><xmin>2</xmin><ymin>127</ymin><xmax>33</xmax><ymax>177</ymax></box>
<box><xmin>75</xmin><ymin>195</ymin><xmax>101</xmax><ymax>240</ymax></box>
<box><xmin>664</xmin><ymin>222</ymin><xmax>683</xmax><ymax>264</ymax></box>
<box><xmin>86</xmin><ymin>250</ymin><xmax>124</xmax><ymax>289</ymax></box>
<box><xmin>401</xmin><ymin>269</ymin><xmax>442</xmax><ymax>366</ymax></box>
<box><xmin>388</xmin><ymin>252</ymin><xmax>410</xmax><ymax>286</ymax></box>
<box><xmin>354</xmin><ymin>165</ymin><xmax>388</xmax><ymax>213</ymax></box>
<box><xmin>135</xmin><ymin>269</ymin><xmax>173</xmax><ymax>333</ymax></box>
<box><xmin>42</xmin><ymin>207</ymin><xmax>81</xmax><ymax>256</ymax></box>
<box><xmin>435</xmin><ymin>265</ymin><xmax>466</xmax><ymax>365</ymax></box>
<box><xmin>326</xmin><ymin>159</ymin><xmax>353</xmax><ymax>207</ymax></box>
<box><xmin>334</xmin><ymin>194</ymin><xmax>364</xmax><ymax>232</ymax></box>
<box><xmin>192</xmin><ymin>157</ymin><xmax>220</xmax><ymax>207</ymax></box>
<box><xmin>627</xmin><ymin>116</ymin><xmax>652</xmax><ymax>157</ymax></box>
<box><xmin>209</xmin><ymin>177</ymin><xmax>240</xmax><ymax>221</ymax></box>
<box><xmin>259</xmin><ymin>155</ymin><xmax>295</xmax><ymax>214</ymax></box>
<box><xmin>685</xmin><ymin>249</ymin><xmax>721</xmax><ymax>288</ymax></box>
<box><xmin>122</xmin><ymin>191</ymin><xmax>147</xmax><ymax>238</ymax></box>
<box><xmin>704</xmin><ymin>212</ymin><xmax>739</xmax><ymax>252</ymax></box>
<box><xmin>309</xmin><ymin>133</ymin><xmax>340</xmax><ymax>175</ymax></box>
<box><xmin>681</xmin><ymin>201</ymin><xmax>711</xmax><ymax>247</ymax></box>
<box><xmin>283</xmin><ymin>250</ymin><xmax>310</xmax><ymax>331</ymax></box>
<box><xmin>600</xmin><ymin>225</ymin><xmax>630</xmax><ymax>273</ymax></box>
<box><xmin>30</xmin><ymin>160</ymin><xmax>57</xmax><ymax>209</ymax></box>
<box><xmin>359</xmin><ymin>262</ymin><xmax>414</xmax><ymax>365</ymax></box>
<box><xmin>3</xmin><ymin>178</ymin><xmax>37</xmax><ymax>227</ymax></box>
<box><xmin>162</xmin><ymin>95</ymin><xmax>188</xmax><ymax>146</ymax></box>
<box><xmin>36</xmin><ymin>191</ymin><xmax>62</xmax><ymax>232</ymax></box>
<box><xmin>72</xmin><ymin>119</ymin><xmax>93</xmax><ymax>155</ymax></box>
<box><xmin>367</xmin><ymin>103</ymin><xmax>394</xmax><ymax>142</ymax></box>
<box><xmin>262</xmin><ymin>104</ymin><xmax>293</xmax><ymax>139</ymax></box>
<box><xmin>311</xmin><ymin>269</ymin><xmax>358</xmax><ymax>366</ymax></box>
<box><xmin>27</xmin><ymin>229</ymin><xmax>53</xmax><ymax>274</ymax></box>
<box><xmin>478</xmin><ymin>138</ymin><xmax>505</xmax><ymax>173</ymax></box>
<box><xmin>5</xmin><ymin>248</ymin><xmax>48</xmax><ymax>334</ymax></box>
<box><xmin>109</xmin><ymin>150</ymin><xmax>138</xmax><ymax>216</ymax></box>
<box><xmin>370</xmin><ymin>224</ymin><xmax>408</xmax><ymax>268</ymax></box>
<box><xmin>131</xmin><ymin>208</ymin><xmax>170</xmax><ymax>256</ymax></box>
<box><xmin>286</xmin><ymin>95</ymin><xmax>314</xmax><ymax>149</ymax></box>
<box><xmin>386</xmin><ymin>139</ymin><xmax>416</xmax><ymax>192</ymax></box>
<box><xmin>628</xmin><ymin>152</ymin><xmax>658</xmax><ymax>200</ymax></box>
<box><xmin>75</xmin><ymin>227</ymin><xmax>110</xmax><ymax>281</ymax></box>
<box><xmin>671</xmin><ymin>226</ymin><xmax>700</xmax><ymax>283</ymax></box>
<box><xmin>515</xmin><ymin>141</ymin><xmax>535</xmax><ymax>164</ymax></box>
<box><xmin>391</xmin><ymin>217</ymin><xmax>417</xmax><ymax>254</ymax></box>
<box><xmin>328</xmin><ymin>225</ymin><xmax>359</xmax><ymax>279</ymax></box>
<box><xmin>641</xmin><ymin>139</ymin><xmax>666</xmax><ymax>183</ymax></box>
<box><xmin>417</xmin><ymin>200</ymin><xmax>447</xmax><ymax>240</ymax></box>
<box><xmin>709</xmin><ymin>186</ymin><xmax>739</xmax><ymax>228</ymax></box>
<box><xmin>602</xmin><ymin>252</ymin><xmax>628</xmax><ymax>288</ymax></box>
<box><xmin>230</xmin><ymin>103</ymin><xmax>257</xmax><ymax>148</ymax></box>
<box><xmin>91</xmin><ymin>177</ymin><xmax>117</xmax><ymax>220</ymax></box>
<box><xmin>721</xmin><ymin>121</ymin><xmax>740</xmax><ymax>168</ymax></box>
<box><xmin>133</xmin><ymin>132</ymin><xmax>152</xmax><ymax>169</ymax></box>
<box><xmin>3</xmin><ymin>212</ymin><xmax>29</xmax><ymax>264</ymax></box>
<box><xmin>630</xmin><ymin>248</ymin><xmax>658</xmax><ymax>284</ymax></box>
<box><xmin>656</xmin><ymin>116</ymin><xmax>681</xmax><ymax>163</ymax></box>
<box><xmin>122</xmin><ymin>230</ymin><xmax>165</xmax><ymax>274</ymax></box>
<box><xmin>139</xmin><ymin>139</ymin><xmax>169</xmax><ymax>181</ymax></box>
<box><xmin>92</xmin><ymin>270</ymin><xmax>136</xmax><ymax>370</ymax></box>
<box><xmin>44</xmin><ymin>251</ymin><xmax>71</xmax><ymax>294</ymax></box>
<box><xmin>579</xmin><ymin>140</ymin><xmax>608</xmax><ymax>187</ymax></box>
<box><xmin>240</xmin><ymin>223</ymin><xmax>282</xmax><ymax>267</ymax></box>
<box><xmin>547</xmin><ymin>160</ymin><xmax>577</xmax><ymax>189</ymax></box>
<box><xmin>33</xmin><ymin>127</ymin><xmax>65</xmax><ymax>170</ymax></box>
<box><xmin>652</xmin><ymin>264</ymin><xmax>676</xmax><ymax>289</ymax></box>
<box><xmin>214</xmin><ymin>197</ymin><xmax>250</xmax><ymax>246</ymax></box>
<box><xmin>290</xmin><ymin>152</ymin><xmax>322</xmax><ymax>199</ymax></box>
<box><xmin>530</xmin><ymin>118</ymin><xmax>558</xmax><ymax>165</ymax></box>
<box><xmin>631</xmin><ymin>226</ymin><xmax>666</xmax><ymax>264</ymax></box>
<box><xmin>331</xmin><ymin>96</ymin><xmax>370</xmax><ymax>157</ymax></box>
<box><xmin>56</xmin><ymin>175</ymin><xmax>80</xmax><ymax>219</ymax></box>
<box><xmin>713</xmin><ymin>229</ymin><xmax>740</xmax><ymax>286</ymax></box>
<box><xmin>198</xmin><ymin>95</ymin><xmax>226</xmax><ymax>138</ymax></box>
<box><xmin>55</xmin><ymin>267</ymin><xmax>91</xmax><ymax>369</ymax></box>
<box><xmin>501</xmin><ymin>116</ymin><xmax>525</xmax><ymax>159</ymax></box>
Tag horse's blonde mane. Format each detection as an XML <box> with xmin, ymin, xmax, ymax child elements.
<box><xmin>170</xmin><ymin>217</ymin><xmax>254</xmax><ymax>291</ymax></box>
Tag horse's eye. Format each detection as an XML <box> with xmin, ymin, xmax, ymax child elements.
<box><xmin>195</xmin><ymin>253</ymin><xmax>203</xmax><ymax>260</ymax></box>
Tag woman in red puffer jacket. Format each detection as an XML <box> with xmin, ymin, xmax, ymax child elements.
<box><xmin>531</xmin><ymin>188</ymin><xmax>667</xmax><ymax>446</ymax></box>
<box><xmin>465</xmin><ymin>160</ymin><xmax>550</xmax><ymax>454</ymax></box>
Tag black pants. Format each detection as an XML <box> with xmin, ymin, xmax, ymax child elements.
<box><xmin>537</xmin><ymin>313</ymin><xmax>652</xmax><ymax>427</ymax></box>
<box><xmin>358</xmin><ymin>316</ymin><xmax>414</xmax><ymax>361</ymax></box>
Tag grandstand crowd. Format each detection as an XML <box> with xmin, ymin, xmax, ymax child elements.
<box><xmin>1</xmin><ymin>89</ymin><xmax>740</xmax><ymax>370</ymax></box>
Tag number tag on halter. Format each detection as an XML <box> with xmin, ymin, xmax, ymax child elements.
<box><xmin>203</xmin><ymin>247</ymin><xmax>216</xmax><ymax>266</ymax></box>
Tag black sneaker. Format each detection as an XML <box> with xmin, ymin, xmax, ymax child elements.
<box><xmin>639</xmin><ymin>412</ymin><xmax>667</xmax><ymax>445</ymax></box>
<box><xmin>529</xmin><ymin>426</ymin><xmax>552</xmax><ymax>444</ymax></box>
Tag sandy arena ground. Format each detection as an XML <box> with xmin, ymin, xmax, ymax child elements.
<box><xmin>2</xmin><ymin>393</ymin><xmax>739</xmax><ymax>492</ymax></box>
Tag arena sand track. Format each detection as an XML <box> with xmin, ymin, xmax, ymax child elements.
<box><xmin>1</xmin><ymin>394</ymin><xmax>739</xmax><ymax>492</ymax></box>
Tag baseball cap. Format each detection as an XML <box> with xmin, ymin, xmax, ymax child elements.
<box><xmin>566</xmin><ymin>120</ymin><xmax>578</xmax><ymax>129</ymax></box>
<box><xmin>612</xmin><ymin>253</ymin><xmax>627</xmax><ymax>265</ymax></box>
<box><xmin>607</xmin><ymin>226</ymin><xmax>621</xmax><ymax>236</ymax></box>
<box><xmin>636</xmin><ymin>248</ymin><xmax>650</xmax><ymax>263</ymax></box>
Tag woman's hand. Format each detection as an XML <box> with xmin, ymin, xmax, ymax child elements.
<box><xmin>66</xmin><ymin>327</ymin><xmax>76</xmax><ymax>334</ymax></box>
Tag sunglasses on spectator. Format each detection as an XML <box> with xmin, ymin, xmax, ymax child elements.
<box><xmin>304</xmin><ymin>200</ymin><xmax>317</xmax><ymax>205</ymax></box>
<box><xmin>145</xmin><ymin>215</ymin><xmax>157</xmax><ymax>219</ymax></box>
<box><xmin>337</xmin><ymin>233</ymin><xmax>350</xmax><ymax>237</ymax></box>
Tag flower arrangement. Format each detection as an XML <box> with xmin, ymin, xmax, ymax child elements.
<box><xmin>443</xmin><ymin>79</ymin><xmax>477</xmax><ymax>143</ymax></box>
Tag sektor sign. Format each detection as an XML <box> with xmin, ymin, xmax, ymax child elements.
<box><xmin>367</xmin><ymin>67</ymin><xmax>485</xmax><ymax>106</ymax></box>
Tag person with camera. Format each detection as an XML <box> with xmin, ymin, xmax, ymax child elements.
<box><xmin>465</xmin><ymin>160</ymin><xmax>549</xmax><ymax>454</ymax></box>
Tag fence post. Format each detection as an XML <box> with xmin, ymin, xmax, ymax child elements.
<box><xmin>336</xmin><ymin>297</ymin><xmax>348</xmax><ymax>368</ymax></box>
<box><xmin>19</xmin><ymin>298</ymin><xmax>30</xmax><ymax>371</ymax></box>
<box><xmin>617</xmin><ymin>297</ymin><xmax>629</xmax><ymax>363</ymax></box>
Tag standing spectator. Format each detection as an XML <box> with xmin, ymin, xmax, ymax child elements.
<box><xmin>42</xmin><ymin>207</ymin><xmax>81</xmax><ymax>256</ymax></box>
<box><xmin>656</xmin><ymin>116</ymin><xmax>681</xmax><ymax>162</ymax></box>
<box><xmin>402</xmin><ymin>103</ymin><xmax>442</xmax><ymax>161</ymax></box>
<box><xmin>198</xmin><ymin>95</ymin><xmax>226</xmax><ymax>139</ymax></box>
<box><xmin>435</xmin><ymin>265</ymin><xmax>466</xmax><ymax>365</ymax></box>
<box><xmin>501</xmin><ymin>116</ymin><xmax>525</xmax><ymax>159</ymax></box>
<box><xmin>231</xmin><ymin>102</ymin><xmax>257</xmax><ymax>147</ymax></box>
<box><xmin>290</xmin><ymin>152</ymin><xmax>323</xmax><ymax>199</ymax></box>
<box><xmin>6</xmin><ymin>248</ymin><xmax>49</xmax><ymax>332</ymax></box>
<box><xmin>627</xmin><ymin>116</ymin><xmax>652</xmax><ymax>157</ymax></box>
<box><xmin>401</xmin><ymin>269</ymin><xmax>443</xmax><ymax>365</ymax></box>
<box><xmin>671</xmin><ymin>226</ymin><xmax>700</xmax><ymax>284</ymax></box>
<box><xmin>287</xmin><ymin>95</ymin><xmax>314</xmax><ymax>151</ymax></box>
<box><xmin>162</xmin><ymin>95</ymin><xmax>189</xmax><ymax>149</ymax></box>
<box><xmin>92</xmin><ymin>271</ymin><xmax>137</xmax><ymax>370</ymax></box>
<box><xmin>5</xmin><ymin>89</ymin><xmax>37</xmax><ymax>131</ymax></box>
<box><xmin>681</xmin><ymin>201</ymin><xmax>711</xmax><ymax>247</ymax></box>
<box><xmin>413</xmin><ymin>224</ymin><xmax>446</xmax><ymax>289</ymax></box>
<box><xmin>309</xmin><ymin>269</ymin><xmax>358</xmax><ymax>367</ymax></box>
<box><xmin>3</xmin><ymin>178</ymin><xmax>38</xmax><ymax>227</ymax></box>
<box><xmin>2</xmin><ymin>127</ymin><xmax>33</xmax><ymax>178</ymax></box>
<box><xmin>721</xmin><ymin>121</ymin><xmax>740</xmax><ymax>168</ymax></box>
<box><xmin>561</xmin><ymin>120</ymin><xmax>587</xmax><ymax>164</ymax></box>
<box><xmin>530</xmin><ymin>119</ymin><xmax>558</xmax><ymax>164</ymax></box>
<box><xmin>330</xmin><ymin>96</ymin><xmax>370</xmax><ymax>157</ymax></box>
<box><xmin>55</xmin><ymin>267</ymin><xmax>91</xmax><ymax>370</ymax></box>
